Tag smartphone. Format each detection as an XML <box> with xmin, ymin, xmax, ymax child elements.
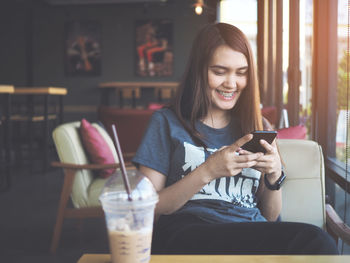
<box><xmin>241</xmin><ymin>130</ymin><xmax>277</xmax><ymax>153</ymax></box>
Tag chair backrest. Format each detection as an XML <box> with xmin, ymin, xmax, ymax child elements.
<box><xmin>278</xmin><ymin>139</ymin><xmax>326</xmax><ymax>229</ymax></box>
<box><xmin>52</xmin><ymin>121</ymin><xmax>118</xmax><ymax>208</ymax></box>
<box><xmin>97</xmin><ymin>106</ymin><xmax>154</xmax><ymax>162</ymax></box>
<box><xmin>261</xmin><ymin>106</ymin><xmax>277</xmax><ymax>125</ymax></box>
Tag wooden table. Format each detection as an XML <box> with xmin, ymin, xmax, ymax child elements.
<box><xmin>14</xmin><ymin>87</ymin><xmax>67</xmax><ymax>95</ymax></box>
<box><xmin>0</xmin><ymin>85</ymin><xmax>15</xmax><ymax>93</ymax></box>
<box><xmin>98</xmin><ymin>81</ymin><xmax>178</xmax><ymax>107</ymax></box>
<box><xmin>78</xmin><ymin>254</ymin><xmax>350</xmax><ymax>263</ymax></box>
<box><xmin>12</xmin><ymin>87</ymin><xmax>67</xmax><ymax>173</ymax></box>
<box><xmin>13</xmin><ymin>87</ymin><xmax>67</xmax><ymax>122</ymax></box>
<box><xmin>0</xmin><ymin>85</ymin><xmax>15</xmax><ymax>190</ymax></box>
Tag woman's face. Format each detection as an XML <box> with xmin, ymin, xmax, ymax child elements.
<box><xmin>207</xmin><ymin>44</ymin><xmax>248</xmax><ymax>113</ymax></box>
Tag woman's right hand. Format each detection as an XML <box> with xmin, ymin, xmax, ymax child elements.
<box><xmin>202</xmin><ymin>134</ymin><xmax>264</xmax><ymax>183</ymax></box>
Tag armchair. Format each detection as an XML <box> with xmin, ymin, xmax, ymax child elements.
<box><xmin>50</xmin><ymin>121</ymin><xmax>121</xmax><ymax>253</ymax></box>
<box><xmin>278</xmin><ymin>139</ymin><xmax>350</xmax><ymax>246</ymax></box>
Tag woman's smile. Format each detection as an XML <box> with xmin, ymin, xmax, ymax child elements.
<box><xmin>215</xmin><ymin>89</ymin><xmax>237</xmax><ymax>100</ymax></box>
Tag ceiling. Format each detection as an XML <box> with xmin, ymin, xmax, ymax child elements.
<box><xmin>43</xmin><ymin>0</ymin><xmax>168</xmax><ymax>5</ymax></box>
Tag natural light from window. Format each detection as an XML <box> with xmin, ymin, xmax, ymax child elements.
<box><xmin>218</xmin><ymin>0</ymin><xmax>257</xmax><ymax>59</ymax></box>
<box><xmin>299</xmin><ymin>0</ymin><xmax>313</xmax><ymax>138</ymax></box>
<box><xmin>336</xmin><ymin>0</ymin><xmax>349</xmax><ymax>164</ymax></box>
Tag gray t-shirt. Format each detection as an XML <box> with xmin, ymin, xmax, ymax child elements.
<box><xmin>132</xmin><ymin>108</ymin><xmax>266</xmax><ymax>223</ymax></box>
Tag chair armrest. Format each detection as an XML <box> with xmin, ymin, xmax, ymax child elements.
<box><xmin>326</xmin><ymin>204</ymin><xmax>350</xmax><ymax>245</ymax></box>
<box><xmin>124</xmin><ymin>152</ymin><xmax>136</xmax><ymax>158</ymax></box>
<box><xmin>51</xmin><ymin>161</ymin><xmax>119</xmax><ymax>170</ymax></box>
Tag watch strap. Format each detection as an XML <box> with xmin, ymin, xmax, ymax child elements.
<box><xmin>264</xmin><ymin>170</ymin><xmax>286</xmax><ymax>190</ymax></box>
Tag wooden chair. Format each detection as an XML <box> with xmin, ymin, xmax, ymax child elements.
<box><xmin>50</xmin><ymin>121</ymin><xmax>121</xmax><ymax>253</ymax></box>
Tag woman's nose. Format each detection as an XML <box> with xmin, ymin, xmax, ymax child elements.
<box><xmin>224</xmin><ymin>76</ymin><xmax>237</xmax><ymax>89</ymax></box>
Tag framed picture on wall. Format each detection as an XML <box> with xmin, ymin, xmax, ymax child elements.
<box><xmin>135</xmin><ymin>19</ymin><xmax>173</xmax><ymax>77</ymax></box>
<box><xmin>64</xmin><ymin>20</ymin><xmax>101</xmax><ymax>76</ymax></box>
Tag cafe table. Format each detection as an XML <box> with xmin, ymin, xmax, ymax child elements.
<box><xmin>78</xmin><ymin>254</ymin><xmax>350</xmax><ymax>263</ymax></box>
<box><xmin>98</xmin><ymin>81</ymin><xmax>178</xmax><ymax>107</ymax></box>
<box><xmin>12</xmin><ymin>87</ymin><xmax>67</xmax><ymax>173</ymax></box>
<box><xmin>13</xmin><ymin>87</ymin><xmax>67</xmax><ymax>123</ymax></box>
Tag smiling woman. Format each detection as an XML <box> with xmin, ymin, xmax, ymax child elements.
<box><xmin>131</xmin><ymin>22</ymin><xmax>338</xmax><ymax>255</ymax></box>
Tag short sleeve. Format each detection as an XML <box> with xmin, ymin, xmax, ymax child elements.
<box><xmin>132</xmin><ymin>110</ymin><xmax>172</xmax><ymax>176</ymax></box>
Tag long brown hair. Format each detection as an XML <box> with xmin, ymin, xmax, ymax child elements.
<box><xmin>171</xmin><ymin>22</ymin><xmax>263</xmax><ymax>147</ymax></box>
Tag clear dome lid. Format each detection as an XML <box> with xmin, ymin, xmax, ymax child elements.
<box><xmin>99</xmin><ymin>170</ymin><xmax>158</xmax><ymax>208</ymax></box>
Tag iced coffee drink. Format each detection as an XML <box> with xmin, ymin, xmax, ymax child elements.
<box><xmin>109</xmin><ymin>228</ymin><xmax>152</xmax><ymax>263</ymax></box>
<box><xmin>100</xmin><ymin>170</ymin><xmax>158</xmax><ymax>263</ymax></box>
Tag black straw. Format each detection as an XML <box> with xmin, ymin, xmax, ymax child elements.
<box><xmin>111</xmin><ymin>124</ymin><xmax>132</xmax><ymax>201</ymax></box>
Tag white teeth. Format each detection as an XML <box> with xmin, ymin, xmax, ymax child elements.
<box><xmin>217</xmin><ymin>90</ymin><xmax>234</xmax><ymax>98</ymax></box>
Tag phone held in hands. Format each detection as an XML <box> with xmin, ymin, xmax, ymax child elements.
<box><xmin>241</xmin><ymin>130</ymin><xmax>277</xmax><ymax>153</ymax></box>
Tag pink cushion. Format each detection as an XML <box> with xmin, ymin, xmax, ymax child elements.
<box><xmin>80</xmin><ymin>118</ymin><xmax>116</xmax><ymax>178</ymax></box>
<box><xmin>277</xmin><ymin>125</ymin><xmax>307</xmax><ymax>139</ymax></box>
<box><xmin>148</xmin><ymin>103</ymin><xmax>165</xmax><ymax>110</ymax></box>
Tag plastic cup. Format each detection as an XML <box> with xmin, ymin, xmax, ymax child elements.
<box><xmin>99</xmin><ymin>170</ymin><xmax>158</xmax><ymax>263</ymax></box>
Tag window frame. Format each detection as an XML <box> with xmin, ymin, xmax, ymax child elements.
<box><xmin>312</xmin><ymin>0</ymin><xmax>350</xmax><ymax>194</ymax></box>
<box><xmin>257</xmin><ymin>0</ymin><xmax>284</xmax><ymax>127</ymax></box>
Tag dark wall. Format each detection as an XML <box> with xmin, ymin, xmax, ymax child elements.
<box><xmin>0</xmin><ymin>1</ymin><xmax>29</xmax><ymax>86</ymax></box>
<box><xmin>0</xmin><ymin>0</ymin><xmax>214</xmax><ymax>122</ymax></box>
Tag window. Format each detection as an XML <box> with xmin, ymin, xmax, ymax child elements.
<box><xmin>218</xmin><ymin>0</ymin><xmax>258</xmax><ymax>60</ymax></box>
<box><xmin>314</xmin><ymin>0</ymin><xmax>350</xmax><ymax>253</ymax></box>
<box><xmin>334</xmin><ymin>0</ymin><xmax>350</xmax><ymax>252</ymax></box>
<box><xmin>299</xmin><ymin>0</ymin><xmax>313</xmax><ymax>137</ymax></box>
<box><xmin>336</xmin><ymin>0</ymin><xmax>349</xmax><ymax>164</ymax></box>
<box><xmin>282</xmin><ymin>0</ymin><xmax>289</xmax><ymax>108</ymax></box>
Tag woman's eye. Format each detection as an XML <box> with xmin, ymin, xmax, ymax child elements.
<box><xmin>237</xmin><ymin>70</ymin><xmax>248</xmax><ymax>76</ymax></box>
<box><xmin>213</xmin><ymin>70</ymin><xmax>225</xmax><ymax>75</ymax></box>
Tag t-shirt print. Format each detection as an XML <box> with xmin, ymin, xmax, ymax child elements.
<box><xmin>181</xmin><ymin>142</ymin><xmax>261</xmax><ymax>208</ymax></box>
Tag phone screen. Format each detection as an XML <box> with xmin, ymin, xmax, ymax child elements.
<box><xmin>241</xmin><ymin>131</ymin><xmax>277</xmax><ymax>153</ymax></box>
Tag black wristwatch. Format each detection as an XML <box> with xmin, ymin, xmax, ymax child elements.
<box><xmin>264</xmin><ymin>170</ymin><xmax>286</xmax><ymax>190</ymax></box>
